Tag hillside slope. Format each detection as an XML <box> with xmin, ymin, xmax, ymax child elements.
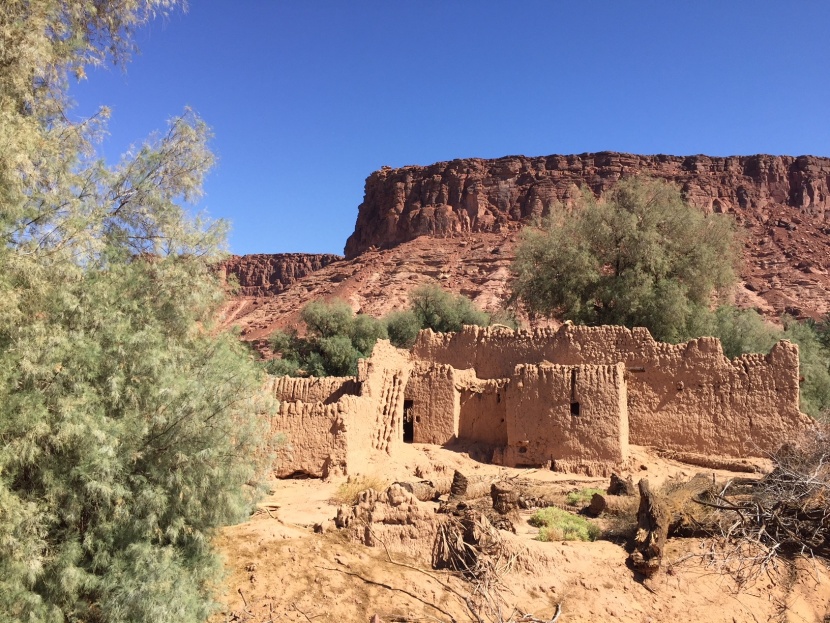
<box><xmin>220</xmin><ymin>152</ymin><xmax>830</xmax><ymax>339</ymax></box>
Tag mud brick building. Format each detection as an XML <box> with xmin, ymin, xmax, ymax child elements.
<box><xmin>268</xmin><ymin>325</ymin><xmax>811</xmax><ymax>477</ymax></box>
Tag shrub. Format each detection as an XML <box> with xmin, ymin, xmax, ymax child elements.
<box><xmin>565</xmin><ymin>488</ymin><xmax>606</xmax><ymax>506</ymax></box>
<box><xmin>268</xmin><ymin>300</ymin><xmax>387</xmax><ymax>377</ymax></box>
<box><xmin>384</xmin><ymin>284</ymin><xmax>499</xmax><ymax>348</ymax></box>
<box><xmin>528</xmin><ymin>507</ymin><xmax>600</xmax><ymax>542</ymax></box>
<box><xmin>410</xmin><ymin>283</ymin><xmax>491</xmax><ymax>333</ymax></box>
<box><xmin>782</xmin><ymin>319</ymin><xmax>830</xmax><ymax>419</ymax></box>
<box><xmin>385</xmin><ymin>309</ymin><xmax>423</xmax><ymax>348</ymax></box>
<box><xmin>706</xmin><ymin>306</ymin><xmax>780</xmax><ymax>359</ymax></box>
<box><xmin>331</xmin><ymin>475</ymin><xmax>391</xmax><ymax>505</ymax></box>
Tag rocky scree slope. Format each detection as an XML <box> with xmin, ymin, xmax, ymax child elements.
<box><xmin>220</xmin><ymin>152</ymin><xmax>830</xmax><ymax>339</ymax></box>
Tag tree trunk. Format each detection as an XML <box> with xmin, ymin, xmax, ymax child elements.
<box><xmin>628</xmin><ymin>478</ymin><xmax>669</xmax><ymax>577</ymax></box>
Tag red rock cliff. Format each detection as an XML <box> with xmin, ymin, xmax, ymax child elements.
<box><xmin>218</xmin><ymin>253</ymin><xmax>342</xmax><ymax>296</ymax></box>
<box><xmin>344</xmin><ymin>152</ymin><xmax>830</xmax><ymax>258</ymax></box>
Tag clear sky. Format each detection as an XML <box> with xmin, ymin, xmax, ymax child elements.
<box><xmin>71</xmin><ymin>1</ymin><xmax>830</xmax><ymax>256</ymax></box>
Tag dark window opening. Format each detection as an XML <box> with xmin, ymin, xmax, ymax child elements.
<box><xmin>570</xmin><ymin>401</ymin><xmax>581</xmax><ymax>417</ymax></box>
<box><xmin>403</xmin><ymin>400</ymin><xmax>414</xmax><ymax>443</ymax></box>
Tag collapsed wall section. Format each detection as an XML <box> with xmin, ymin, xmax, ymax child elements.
<box><xmin>269</xmin><ymin>340</ymin><xmax>412</xmax><ymax>478</ymax></box>
<box><xmin>499</xmin><ymin>363</ymin><xmax>628</xmax><ymax>474</ymax></box>
<box><xmin>269</xmin><ymin>398</ymin><xmax>356</xmax><ymax>478</ymax></box>
<box><xmin>413</xmin><ymin>325</ymin><xmax>812</xmax><ymax>457</ymax></box>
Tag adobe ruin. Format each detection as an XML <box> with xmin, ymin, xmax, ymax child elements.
<box><xmin>268</xmin><ymin>325</ymin><xmax>814</xmax><ymax>478</ymax></box>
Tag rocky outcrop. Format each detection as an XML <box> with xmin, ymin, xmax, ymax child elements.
<box><xmin>218</xmin><ymin>253</ymin><xmax>342</xmax><ymax>296</ymax></box>
<box><xmin>344</xmin><ymin>152</ymin><xmax>830</xmax><ymax>258</ymax></box>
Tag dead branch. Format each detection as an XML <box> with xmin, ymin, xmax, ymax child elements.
<box><xmin>315</xmin><ymin>565</ymin><xmax>458</xmax><ymax>623</ymax></box>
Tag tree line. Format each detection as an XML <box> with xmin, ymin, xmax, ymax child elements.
<box><xmin>266</xmin><ymin>177</ymin><xmax>830</xmax><ymax>421</ymax></box>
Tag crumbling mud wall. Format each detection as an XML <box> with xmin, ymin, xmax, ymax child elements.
<box><xmin>346</xmin><ymin>341</ymin><xmax>412</xmax><ymax>465</ymax></box>
<box><xmin>268</xmin><ymin>375</ymin><xmax>360</xmax><ymax>404</ymax></box>
<box><xmin>404</xmin><ymin>363</ymin><xmax>460</xmax><ymax>445</ymax></box>
<box><xmin>498</xmin><ymin>363</ymin><xmax>628</xmax><ymax>475</ymax></box>
<box><xmin>269</xmin><ymin>398</ymin><xmax>357</xmax><ymax>478</ymax></box>
<box><xmin>413</xmin><ymin>325</ymin><xmax>812</xmax><ymax>458</ymax></box>
<box><xmin>270</xmin><ymin>340</ymin><xmax>411</xmax><ymax>477</ymax></box>
<box><xmin>404</xmin><ymin>365</ymin><xmax>509</xmax><ymax>446</ymax></box>
<box><xmin>457</xmin><ymin>373</ymin><xmax>508</xmax><ymax>447</ymax></box>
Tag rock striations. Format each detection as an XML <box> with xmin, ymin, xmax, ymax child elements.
<box><xmin>345</xmin><ymin>152</ymin><xmax>830</xmax><ymax>258</ymax></box>
<box><xmin>218</xmin><ymin>253</ymin><xmax>342</xmax><ymax>296</ymax></box>
<box><xmin>221</xmin><ymin>152</ymin><xmax>830</xmax><ymax>339</ymax></box>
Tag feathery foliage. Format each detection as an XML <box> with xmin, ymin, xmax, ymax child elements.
<box><xmin>0</xmin><ymin>2</ymin><xmax>272</xmax><ymax>621</ymax></box>
<box><xmin>511</xmin><ymin>177</ymin><xmax>739</xmax><ymax>343</ymax></box>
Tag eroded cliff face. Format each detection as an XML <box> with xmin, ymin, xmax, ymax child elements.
<box><xmin>344</xmin><ymin>152</ymin><xmax>830</xmax><ymax>258</ymax></box>
<box><xmin>222</xmin><ymin>152</ymin><xmax>830</xmax><ymax>339</ymax></box>
<box><xmin>218</xmin><ymin>253</ymin><xmax>342</xmax><ymax>296</ymax></box>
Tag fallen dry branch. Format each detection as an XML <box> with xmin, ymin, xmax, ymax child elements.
<box><xmin>691</xmin><ymin>432</ymin><xmax>830</xmax><ymax>582</ymax></box>
<box><xmin>315</xmin><ymin>565</ymin><xmax>458</xmax><ymax>623</ymax></box>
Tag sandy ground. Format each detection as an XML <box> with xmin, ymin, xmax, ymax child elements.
<box><xmin>211</xmin><ymin>445</ymin><xmax>830</xmax><ymax>623</ymax></box>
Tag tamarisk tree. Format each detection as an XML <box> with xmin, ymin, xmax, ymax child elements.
<box><xmin>0</xmin><ymin>2</ymin><xmax>270</xmax><ymax>621</ymax></box>
<box><xmin>510</xmin><ymin>177</ymin><xmax>739</xmax><ymax>343</ymax></box>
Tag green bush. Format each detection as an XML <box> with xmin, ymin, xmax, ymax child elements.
<box><xmin>385</xmin><ymin>309</ymin><xmax>423</xmax><ymax>348</ymax></box>
<box><xmin>529</xmin><ymin>507</ymin><xmax>600</xmax><ymax>542</ymax></box>
<box><xmin>268</xmin><ymin>300</ymin><xmax>387</xmax><ymax>377</ymax></box>
<box><xmin>565</xmin><ymin>488</ymin><xmax>606</xmax><ymax>506</ymax></box>
<box><xmin>706</xmin><ymin>306</ymin><xmax>780</xmax><ymax>359</ymax></box>
<box><xmin>782</xmin><ymin>318</ymin><xmax>830</xmax><ymax>419</ymax></box>
<box><xmin>384</xmin><ymin>284</ymin><xmax>499</xmax><ymax>348</ymax></box>
<box><xmin>301</xmin><ymin>299</ymin><xmax>355</xmax><ymax>338</ymax></box>
<box><xmin>409</xmin><ymin>283</ymin><xmax>491</xmax><ymax>333</ymax></box>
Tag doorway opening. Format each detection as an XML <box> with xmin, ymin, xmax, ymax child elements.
<box><xmin>403</xmin><ymin>400</ymin><xmax>414</xmax><ymax>443</ymax></box>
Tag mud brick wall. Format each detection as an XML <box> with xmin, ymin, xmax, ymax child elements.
<box><xmin>268</xmin><ymin>375</ymin><xmax>360</xmax><ymax>404</ymax></box>
<box><xmin>405</xmin><ymin>363</ymin><xmax>459</xmax><ymax>445</ymax></box>
<box><xmin>414</xmin><ymin>325</ymin><xmax>812</xmax><ymax>457</ymax></box>
<box><xmin>501</xmin><ymin>363</ymin><xmax>628</xmax><ymax>469</ymax></box>
<box><xmin>457</xmin><ymin>373</ymin><xmax>509</xmax><ymax>447</ymax></box>
<box><xmin>270</xmin><ymin>340</ymin><xmax>412</xmax><ymax>477</ymax></box>
<box><xmin>270</xmin><ymin>398</ymin><xmax>356</xmax><ymax>477</ymax></box>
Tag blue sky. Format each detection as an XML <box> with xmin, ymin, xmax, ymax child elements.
<box><xmin>71</xmin><ymin>1</ymin><xmax>830</xmax><ymax>256</ymax></box>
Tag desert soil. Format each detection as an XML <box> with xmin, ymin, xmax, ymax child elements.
<box><xmin>211</xmin><ymin>445</ymin><xmax>830</xmax><ymax>623</ymax></box>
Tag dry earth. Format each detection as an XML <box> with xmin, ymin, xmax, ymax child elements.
<box><xmin>212</xmin><ymin>445</ymin><xmax>830</xmax><ymax>623</ymax></box>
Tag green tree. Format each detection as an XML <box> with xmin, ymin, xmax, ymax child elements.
<box><xmin>268</xmin><ymin>300</ymin><xmax>387</xmax><ymax>377</ymax></box>
<box><xmin>510</xmin><ymin>178</ymin><xmax>739</xmax><ymax>343</ymax></box>
<box><xmin>781</xmin><ymin>319</ymin><xmax>830</xmax><ymax>420</ymax></box>
<box><xmin>384</xmin><ymin>309</ymin><xmax>424</xmax><ymax>349</ymax></box>
<box><xmin>0</xmin><ymin>2</ymin><xmax>271</xmax><ymax>621</ymax></box>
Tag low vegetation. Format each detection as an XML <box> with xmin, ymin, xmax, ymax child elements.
<box><xmin>268</xmin><ymin>284</ymin><xmax>508</xmax><ymax>376</ymax></box>
<box><xmin>565</xmin><ymin>487</ymin><xmax>606</xmax><ymax>506</ymax></box>
<box><xmin>331</xmin><ymin>475</ymin><xmax>392</xmax><ymax>505</ymax></box>
<box><xmin>529</xmin><ymin>507</ymin><xmax>600</xmax><ymax>542</ymax></box>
